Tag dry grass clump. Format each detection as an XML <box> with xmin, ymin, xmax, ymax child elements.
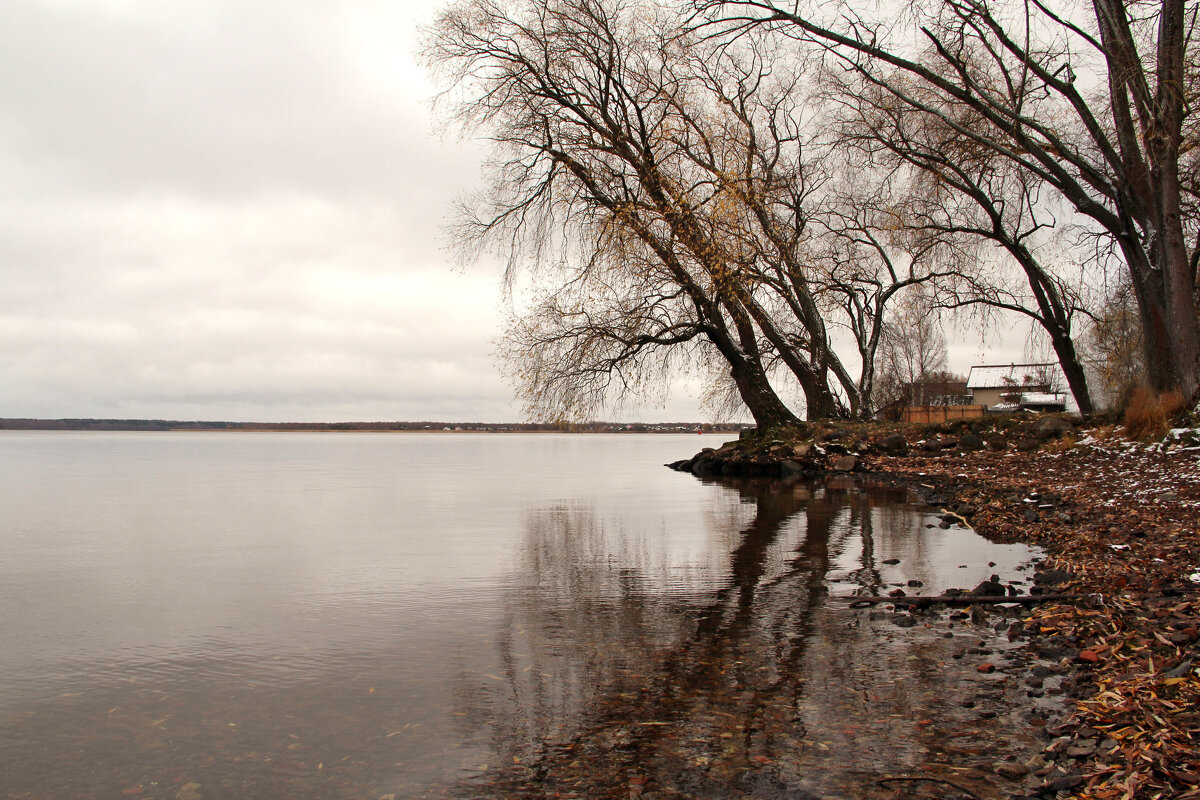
<box><xmin>1042</xmin><ymin>432</ymin><xmax>1077</xmax><ymax>452</ymax></box>
<box><xmin>1087</xmin><ymin>424</ymin><xmax>1120</xmax><ymax>442</ymax></box>
<box><xmin>1123</xmin><ymin>386</ymin><xmax>1185</xmax><ymax>440</ymax></box>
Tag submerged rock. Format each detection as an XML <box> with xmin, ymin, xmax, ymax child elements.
<box><xmin>779</xmin><ymin>459</ymin><xmax>805</xmax><ymax>476</ymax></box>
<box><xmin>732</xmin><ymin>770</ymin><xmax>822</xmax><ymax>800</ymax></box>
<box><xmin>972</xmin><ymin>575</ymin><xmax>1006</xmax><ymax>596</ymax></box>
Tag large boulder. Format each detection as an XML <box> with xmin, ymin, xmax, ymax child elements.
<box><xmin>959</xmin><ymin>431</ymin><xmax>985</xmax><ymax>451</ymax></box>
<box><xmin>877</xmin><ymin>434</ymin><xmax>908</xmax><ymax>454</ymax></box>
<box><xmin>1034</xmin><ymin>415</ymin><xmax>1074</xmax><ymax>439</ymax></box>
<box><xmin>831</xmin><ymin>454</ymin><xmax>858</xmax><ymax>472</ymax></box>
<box><xmin>985</xmin><ymin>433</ymin><xmax>1009</xmax><ymax>451</ymax></box>
<box><xmin>1034</xmin><ymin>569</ymin><xmax>1074</xmax><ymax>588</ymax></box>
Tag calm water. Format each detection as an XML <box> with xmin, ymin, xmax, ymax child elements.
<box><xmin>0</xmin><ymin>432</ymin><xmax>1041</xmax><ymax>799</ymax></box>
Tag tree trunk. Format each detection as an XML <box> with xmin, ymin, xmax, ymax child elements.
<box><xmin>736</xmin><ymin>293</ymin><xmax>845</xmax><ymax>420</ymax></box>
<box><xmin>1118</xmin><ymin>229</ymin><xmax>1175</xmax><ymax>393</ymax></box>
<box><xmin>728</xmin><ymin>356</ymin><xmax>803</xmax><ymax>429</ymax></box>
<box><xmin>1048</xmin><ymin>333</ymin><xmax>1094</xmax><ymax>416</ymax></box>
<box><xmin>1096</xmin><ymin>0</ymin><xmax>1200</xmax><ymax>402</ymax></box>
<box><xmin>1153</xmin><ymin>153</ymin><xmax>1200</xmax><ymax>401</ymax></box>
<box><xmin>703</xmin><ymin>298</ymin><xmax>803</xmax><ymax>430</ymax></box>
<box><xmin>803</xmin><ymin>367</ymin><xmax>841</xmax><ymax>419</ymax></box>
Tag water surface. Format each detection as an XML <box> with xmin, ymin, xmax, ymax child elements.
<box><xmin>0</xmin><ymin>432</ymin><xmax>1040</xmax><ymax>799</ymax></box>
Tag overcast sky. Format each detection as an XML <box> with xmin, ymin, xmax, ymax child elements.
<box><xmin>0</xmin><ymin>0</ymin><xmax>1018</xmax><ymax>424</ymax></box>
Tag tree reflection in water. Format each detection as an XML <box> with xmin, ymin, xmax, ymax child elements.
<box><xmin>446</xmin><ymin>476</ymin><xmax>1028</xmax><ymax>799</ymax></box>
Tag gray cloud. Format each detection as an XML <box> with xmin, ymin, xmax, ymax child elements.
<box><xmin>0</xmin><ymin>1</ymin><xmax>477</xmax><ymax>202</ymax></box>
<box><xmin>0</xmin><ymin>0</ymin><xmax>545</xmax><ymax>422</ymax></box>
<box><xmin>0</xmin><ymin>1</ymin><xmax>761</xmax><ymax>423</ymax></box>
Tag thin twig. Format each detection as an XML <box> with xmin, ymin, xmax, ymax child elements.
<box><xmin>847</xmin><ymin>592</ymin><xmax>1091</xmax><ymax>608</ymax></box>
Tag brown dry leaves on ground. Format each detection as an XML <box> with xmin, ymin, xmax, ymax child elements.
<box><xmin>870</xmin><ymin>432</ymin><xmax>1200</xmax><ymax>800</ymax></box>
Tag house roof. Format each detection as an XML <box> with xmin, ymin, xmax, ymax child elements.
<box><xmin>967</xmin><ymin>362</ymin><xmax>1081</xmax><ymax>414</ymax></box>
<box><xmin>1019</xmin><ymin>392</ymin><xmax>1067</xmax><ymax>406</ymax></box>
<box><xmin>966</xmin><ymin>363</ymin><xmax>1057</xmax><ymax>390</ymax></box>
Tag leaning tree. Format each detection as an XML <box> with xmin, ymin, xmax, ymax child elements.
<box><xmin>703</xmin><ymin>0</ymin><xmax>1200</xmax><ymax>402</ymax></box>
<box><xmin>428</xmin><ymin>0</ymin><xmax>808</xmax><ymax>426</ymax></box>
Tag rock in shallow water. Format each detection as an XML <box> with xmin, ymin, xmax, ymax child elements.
<box><xmin>972</xmin><ymin>575</ymin><xmax>1005</xmax><ymax>596</ymax></box>
<box><xmin>733</xmin><ymin>769</ymin><xmax>822</xmax><ymax>800</ymax></box>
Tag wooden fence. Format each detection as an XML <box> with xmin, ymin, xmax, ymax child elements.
<box><xmin>902</xmin><ymin>404</ymin><xmax>985</xmax><ymax>424</ymax></box>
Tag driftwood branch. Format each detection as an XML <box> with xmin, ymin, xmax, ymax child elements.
<box><xmin>847</xmin><ymin>593</ymin><xmax>1092</xmax><ymax>608</ymax></box>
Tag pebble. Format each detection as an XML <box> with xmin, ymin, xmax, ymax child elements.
<box><xmin>1039</xmin><ymin>772</ymin><xmax>1085</xmax><ymax>792</ymax></box>
<box><xmin>994</xmin><ymin>762</ymin><xmax>1028</xmax><ymax>779</ymax></box>
<box><xmin>1065</xmin><ymin>739</ymin><xmax>1098</xmax><ymax>758</ymax></box>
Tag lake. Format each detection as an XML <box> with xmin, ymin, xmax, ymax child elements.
<box><xmin>0</xmin><ymin>432</ymin><xmax>1042</xmax><ymax>799</ymax></box>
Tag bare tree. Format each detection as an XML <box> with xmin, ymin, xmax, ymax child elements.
<box><xmin>674</xmin><ymin>43</ymin><xmax>848</xmax><ymax>417</ymax></box>
<box><xmin>803</xmin><ymin>178</ymin><xmax>965</xmax><ymax>417</ymax></box>
<box><xmin>701</xmin><ymin>0</ymin><xmax>1200</xmax><ymax>402</ymax></box>
<box><xmin>1082</xmin><ymin>276</ymin><xmax>1146</xmax><ymax>408</ymax></box>
<box><xmin>874</xmin><ymin>287</ymin><xmax>950</xmax><ymax>408</ymax></box>
<box><xmin>434</xmin><ymin>0</ymin><xmax>933</xmax><ymax>424</ymax></box>
<box><xmin>429</xmin><ymin>0</ymin><xmax>807</xmax><ymax>427</ymax></box>
<box><xmin>824</xmin><ymin>64</ymin><xmax>1100</xmax><ymax>413</ymax></box>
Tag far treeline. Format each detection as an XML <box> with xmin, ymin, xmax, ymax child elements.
<box><xmin>0</xmin><ymin>419</ymin><xmax>747</xmax><ymax>433</ymax></box>
<box><xmin>426</xmin><ymin>0</ymin><xmax>1199</xmax><ymax>425</ymax></box>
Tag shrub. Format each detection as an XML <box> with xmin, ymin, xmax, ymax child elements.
<box><xmin>1124</xmin><ymin>386</ymin><xmax>1185</xmax><ymax>440</ymax></box>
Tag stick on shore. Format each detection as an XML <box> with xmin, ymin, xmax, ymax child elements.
<box><xmin>846</xmin><ymin>593</ymin><xmax>1091</xmax><ymax>608</ymax></box>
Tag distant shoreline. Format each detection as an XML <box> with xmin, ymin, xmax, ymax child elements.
<box><xmin>0</xmin><ymin>418</ymin><xmax>748</xmax><ymax>434</ymax></box>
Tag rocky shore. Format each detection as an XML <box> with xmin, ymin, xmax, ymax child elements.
<box><xmin>666</xmin><ymin>415</ymin><xmax>1081</xmax><ymax>481</ymax></box>
<box><xmin>670</xmin><ymin>417</ymin><xmax>1200</xmax><ymax>800</ymax></box>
